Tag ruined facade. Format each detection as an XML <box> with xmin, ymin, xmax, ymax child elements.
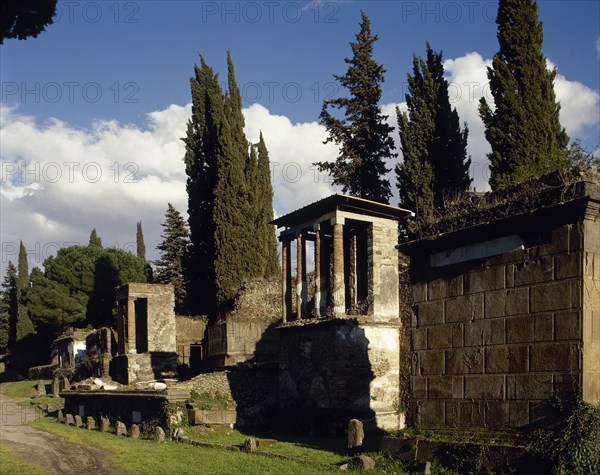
<box><xmin>272</xmin><ymin>194</ymin><xmax>412</xmax><ymax>432</ymax></box>
<box><xmin>113</xmin><ymin>283</ymin><xmax>177</xmax><ymax>384</ymax></box>
<box><xmin>402</xmin><ymin>173</ymin><xmax>600</xmax><ymax>430</ymax></box>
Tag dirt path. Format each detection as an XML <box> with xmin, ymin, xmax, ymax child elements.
<box><xmin>0</xmin><ymin>395</ymin><xmax>131</xmax><ymax>475</ymax></box>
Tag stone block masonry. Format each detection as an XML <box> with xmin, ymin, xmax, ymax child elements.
<box><xmin>403</xmin><ymin>173</ymin><xmax>600</xmax><ymax>431</ymax></box>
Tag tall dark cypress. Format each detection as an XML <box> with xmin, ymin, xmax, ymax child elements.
<box><xmin>314</xmin><ymin>11</ymin><xmax>396</xmax><ymax>204</ymax></box>
<box><xmin>479</xmin><ymin>0</ymin><xmax>569</xmax><ymax>190</ymax></box>
<box><xmin>136</xmin><ymin>221</ymin><xmax>146</xmax><ymax>262</ymax></box>
<box><xmin>16</xmin><ymin>242</ymin><xmax>34</xmax><ymax>341</ymax></box>
<box><xmin>396</xmin><ymin>43</ymin><xmax>471</xmax><ymax>225</ymax></box>
<box><xmin>184</xmin><ymin>57</ymin><xmax>220</xmax><ymax>316</ymax></box>
<box><xmin>257</xmin><ymin>133</ymin><xmax>280</xmax><ymax>278</ymax></box>
<box><xmin>1</xmin><ymin>262</ymin><xmax>18</xmax><ymax>350</ymax></box>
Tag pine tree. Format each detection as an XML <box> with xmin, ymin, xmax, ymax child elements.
<box><xmin>16</xmin><ymin>242</ymin><xmax>34</xmax><ymax>342</ymax></box>
<box><xmin>0</xmin><ymin>262</ymin><xmax>18</xmax><ymax>351</ymax></box>
<box><xmin>136</xmin><ymin>221</ymin><xmax>146</xmax><ymax>261</ymax></box>
<box><xmin>154</xmin><ymin>204</ymin><xmax>190</xmax><ymax>314</ymax></box>
<box><xmin>479</xmin><ymin>0</ymin><xmax>569</xmax><ymax>190</ymax></box>
<box><xmin>396</xmin><ymin>43</ymin><xmax>472</xmax><ymax>225</ymax></box>
<box><xmin>88</xmin><ymin>228</ymin><xmax>103</xmax><ymax>248</ymax></box>
<box><xmin>257</xmin><ymin>132</ymin><xmax>280</xmax><ymax>277</ymax></box>
<box><xmin>314</xmin><ymin>11</ymin><xmax>396</xmax><ymax>204</ymax></box>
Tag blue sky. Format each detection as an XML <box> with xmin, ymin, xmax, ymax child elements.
<box><xmin>1</xmin><ymin>0</ymin><xmax>599</xmax><ymax>274</ymax></box>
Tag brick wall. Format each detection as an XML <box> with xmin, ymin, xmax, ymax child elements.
<box><xmin>406</xmin><ymin>184</ymin><xmax>599</xmax><ymax>431</ymax></box>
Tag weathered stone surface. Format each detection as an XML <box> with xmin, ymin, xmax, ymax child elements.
<box><xmin>36</xmin><ymin>381</ymin><xmax>46</xmax><ymax>396</ymax></box>
<box><xmin>52</xmin><ymin>378</ymin><xmax>60</xmax><ymax>397</ymax></box>
<box><xmin>412</xmin><ymin>327</ymin><xmax>427</xmax><ymax>350</ymax></box>
<box><xmin>485</xmin><ymin>346</ymin><xmax>528</xmax><ymax>373</ymax></box>
<box><xmin>530</xmin><ymin>281</ymin><xmax>579</xmax><ymax>313</ymax></box>
<box><xmin>555</xmin><ymin>310</ymin><xmax>581</xmax><ymax>340</ymax></box>
<box><xmin>427</xmin><ymin>325</ymin><xmax>452</xmax><ymax>349</ymax></box>
<box><xmin>86</xmin><ymin>416</ymin><xmax>96</xmax><ymax>430</ymax></box>
<box><xmin>464</xmin><ymin>266</ymin><xmax>505</xmax><ymax>294</ymax></box>
<box><xmin>445</xmin><ymin>294</ymin><xmax>483</xmax><ymax>322</ymax></box>
<box><xmin>428</xmin><ymin>276</ymin><xmax>462</xmax><ymax>300</ymax></box>
<box><xmin>484</xmin><ymin>288</ymin><xmax>529</xmax><ymax>318</ymax></box>
<box><xmin>350</xmin><ymin>455</ymin><xmax>375</xmax><ymax>471</ymax></box>
<box><xmin>506</xmin><ymin>316</ymin><xmax>534</xmax><ymax>343</ymax></box>
<box><xmin>417</xmin><ymin>301</ymin><xmax>444</xmax><ymax>326</ymax></box>
<box><xmin>100</xmin><ymin>417</ymin><xmax>110</xmax><ymax>432</ymax></box>
<box><xmin>153</xmin><ymin>426</ymin><xmax>165</xmax><ymax>443</ymax></box>
<box><xmin>74</xmin><ymin>415</ymin><xmax>83</xmax><ymax>428</ymax></box>
<box><xmin>530</xmin><ymin>343</ymin><xmax>579</xmax><ymax>372</ymax></box>
<box><xmin>534</xmin><ymin>314</ymin><xmax>554</xmax><ymax>341</ymax></box>
<box><xmin>464</xmin><ymin>319</ymin><xmax>504</xmax><ymax>346</ymax></box>
<box><xmin>428</xmin><ymin>376</ymin><xmax>463</xmax><ymax>399</ymax></box>
<box><xmin>418</xmin><ymin>351</ymin><xmax>444</xmax><ymax>375</ymax></box>
<box><xmin>61</xmin><ymin>376</ymin><xmax>70</xmax><ymax>391</ymax></box>
<box><xmin>243</xmin><ymin>438</ymin><xmax>257</xmax><ymax>453</ymax></box>
<box><xmin>464</xmin><ymin>375</ymin><xmax>504</xmax><ymax>399</ymax></box>
<box><xmin>514</xmin><ymin>257</ymin><xmax>554</xmax><ymax>286</ymax></box>
<box><xmin>445</xmin><ymin>348</ymin><xmax>483</xmax><ymax>374</ymax></box>
<box><xmin>506</xmin><ymin>374</ymin><xmax>553</xmax><ymax>400</ymax></box>
<box><xmin>66</xmin><ymin>413</ymin><xmax>74</xmax><ymax>426</ymax></box>
<box><xmin>411</xmin><ymin>376</ymin><xmax>427</xmax><ymax>399</ymax></box>
<box><xmin>556</xmin><ymin>253</ymin><xmax>581</xmax><ymax>280</ymax></box>
<box><xmin>57</xmin><ymin>410</ymin><xmax>64</xmax><ymax>423</ymax></box>
<box><xmin>347</xmin><ymin>419</ymin><xmax>364</xmax><ymax>449</ymax></box>
<box><xmin>173</xmin><ymin>427</ymin><xmax>185</xmax><ymax>440</ymax></box>
<box><xmin>115</xmin><ymin>421</ymin><xmax>127</xmax><ymax>436</ymax></box>
<box><xmin>417</xmin><ymin>400</ymin><xmax>444</xmax><ymax>426</ymax></box>
<box><xmin>130</xmin><ymin>424</ymin><xmax>140</xmax><ymax>439</ymax></box>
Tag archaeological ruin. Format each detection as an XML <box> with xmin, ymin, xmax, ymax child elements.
<box><xmin>272</xmin><ymin>194</ymin><xmax>412</xmax><ymax>432</ymax></box>
<box><xmin>49</xmin><ymin>170</ymin><xmax>600</xmax><ymax>461</ymax></box>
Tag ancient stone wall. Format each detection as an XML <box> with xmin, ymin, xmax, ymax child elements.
<box><xmin>278</xmin><ymin>319</ymin><xmax>402</xmax><ymax>433</ymax></box>
<box><xmin>404</xmin><ymin>174</ymin><xmax>600</xmax><ymax>430</ymax></box>
<box><xmin>175</xmin><ymin>316</ymin><xmax>206</xmax><ymax>368</ymax></box>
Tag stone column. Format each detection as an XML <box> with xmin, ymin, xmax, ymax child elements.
<box><xmin>127</xmin><ymin>298</ymin><xmax>136</xmax><ymax>353</ymax></box>
<box><xmin>349</xmin><ymin>229</ymin><xmax>357</xmax><ymax>313</ymax></box>
<box><xmin>296</xmin><ymin>234</ymin><xmax>304</xmax><ymax>319</ymax></box>
<box><xmin>314</xmin><ymin>224</ymin><xmax>321</xmax><ymax>317</ymax></box>
<box><xmin>281</xmin><ymin>239</ymin><xmax>290</xmax><ymax>322</ymax></box>
<box><xmin>332</xmin><ymin>218</ymin><xmax>345</xmax><ymax>316</ymax></box>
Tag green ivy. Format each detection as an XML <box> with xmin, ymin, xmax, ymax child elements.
<box><xmin>529</xmin><ymin>397</ymin><xmax>600</xmax><ymax>474</ymax></box>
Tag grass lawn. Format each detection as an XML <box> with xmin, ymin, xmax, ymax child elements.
<box><xmin>30</xmin><ymin>417</ymin><xmax>344</xmax><ymax>475</ymax></box>
<box><xmin>0</xmin><ymin>380</ymin><xmax>44</xmax><ymax>399</ymax></box>
<box><xmin>0</xmin><ymin>445</ymin><xmax>50</xmax><ymax>475</ymax></box>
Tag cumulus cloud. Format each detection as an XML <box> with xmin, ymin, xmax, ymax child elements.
<box><xmin>0</xmin><ymin>103</ymin><xmax>340</xmax><ymax>276</ymax></box>
<box><xmin>1</xmin><ymin>53</ymin><xmax>598</xmax><ymax>277</ymax></box>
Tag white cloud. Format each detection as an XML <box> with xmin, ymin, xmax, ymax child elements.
<box><xmin>0</xmin><ymin>103</ymin><xmax>340</xmax><ymax>277</ymax></box>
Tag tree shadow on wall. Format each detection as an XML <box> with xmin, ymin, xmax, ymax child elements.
<box><xmin>226</xmin><ymin>317</ymin><xmax>386</xmax><ymax>443</ymax></box>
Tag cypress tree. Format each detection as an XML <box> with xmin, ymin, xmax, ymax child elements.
<box><xmin>154</xmin><ymin>204</ymin><xmax>190</xmax><ymax>314</ymax></box>
<box><xmin>1</xmin><ymin>262</ymin><xmax>18</xmax><ymax>350</ymax></box>
<box><xmin>88</xmin><ymin>228</ymin><xmax>103</xmax><ymax>248</ymax></box>
<box><xmin>257</xmin><ymin>133</ymin><xmax>280</xmax><ymax>278</ymax></box>
<box><xmin>314</xmin><ymin>11</ymin><xmax>396</xmax><ymax>203</ymax></box>
<box><xmin>479</xmin><ymin>0</ymin><xmax>569</xmax><ymax>190</ymax></box>
<box><xmin>396</xmin><ymin>43</ymin><xmax>471</xmax><ymax>225</ymax></box>
<box><xmin>212</xmin><ymin>53</ymin><xmax>252</xmax><ymax>307</ymax></box>
<box><xmin>184</xmin><ymin>56</ymin><xmax>220</xmax><ymax>316</ymax></box>
<box><xmin>136</xmin><ymin>221</ymin><xmax>146</xmax><ymax>261</ymax></box>
<box><xmin>16</xmin><ymin>242</ymin><xmax>34</xmax><ymax>342</ymax></box>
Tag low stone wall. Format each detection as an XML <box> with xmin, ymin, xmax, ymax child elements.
<box><xmin>28</xmin><ymin>363</ymin><xmax>58</xmax><ymax>380</ymax></box>
<box><xmin>111</xmin><ymin>352</ymin><xmax>177</xmax><ymax>385</ymax></box>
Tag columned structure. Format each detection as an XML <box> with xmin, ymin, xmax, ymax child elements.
<box><xmin>272</xmin><ymin>194</ymin><xmax>413</xmax><ymax>433</ymax></box>
<box><xmin>272</xmin><ymin>194</ymin><xmax>412</xmax><ymax>321</ymax></box>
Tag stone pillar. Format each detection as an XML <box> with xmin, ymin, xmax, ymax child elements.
<box><xmin>296</xmin><ymin>234</ymin><xmax>304</xmax><ymax>319</ymax></box>
<box><xmin>281</xmin><ymin>239</ymin><xmax>290</xmax><ymax>322</ymax></box>
<box><xmin>349</xmin><ymin>229</ymin><xmax>357</xmax><ymax>313</ymax></box>
<box><xmin>332</xmin><ymin>219</ymin><xmax>345</xmax><ymax>316</ymax></box>
<box><xmin>127</xmin><ymin>298</ymin><xmax>136</xmax><ymax>353</ymax></box>
<box><xmin>314</xmin><ymin>224</ymin><xmax>321</xmax><ymax>317</ymax></box>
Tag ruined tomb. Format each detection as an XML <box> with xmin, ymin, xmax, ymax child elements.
<box><xmin>112</xmin><ymin>283</ymin><xmax>177</xmax><ymax>384</ymax></box>
<box><xmin>401</xmin><ymin>170</ymin><xmax>600</xmax><ymax>430</ymax></box>
<box><xmin>272</xmin><ymin>194</ymin><xmax>413</xmax><ymax>432</ymax></box>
